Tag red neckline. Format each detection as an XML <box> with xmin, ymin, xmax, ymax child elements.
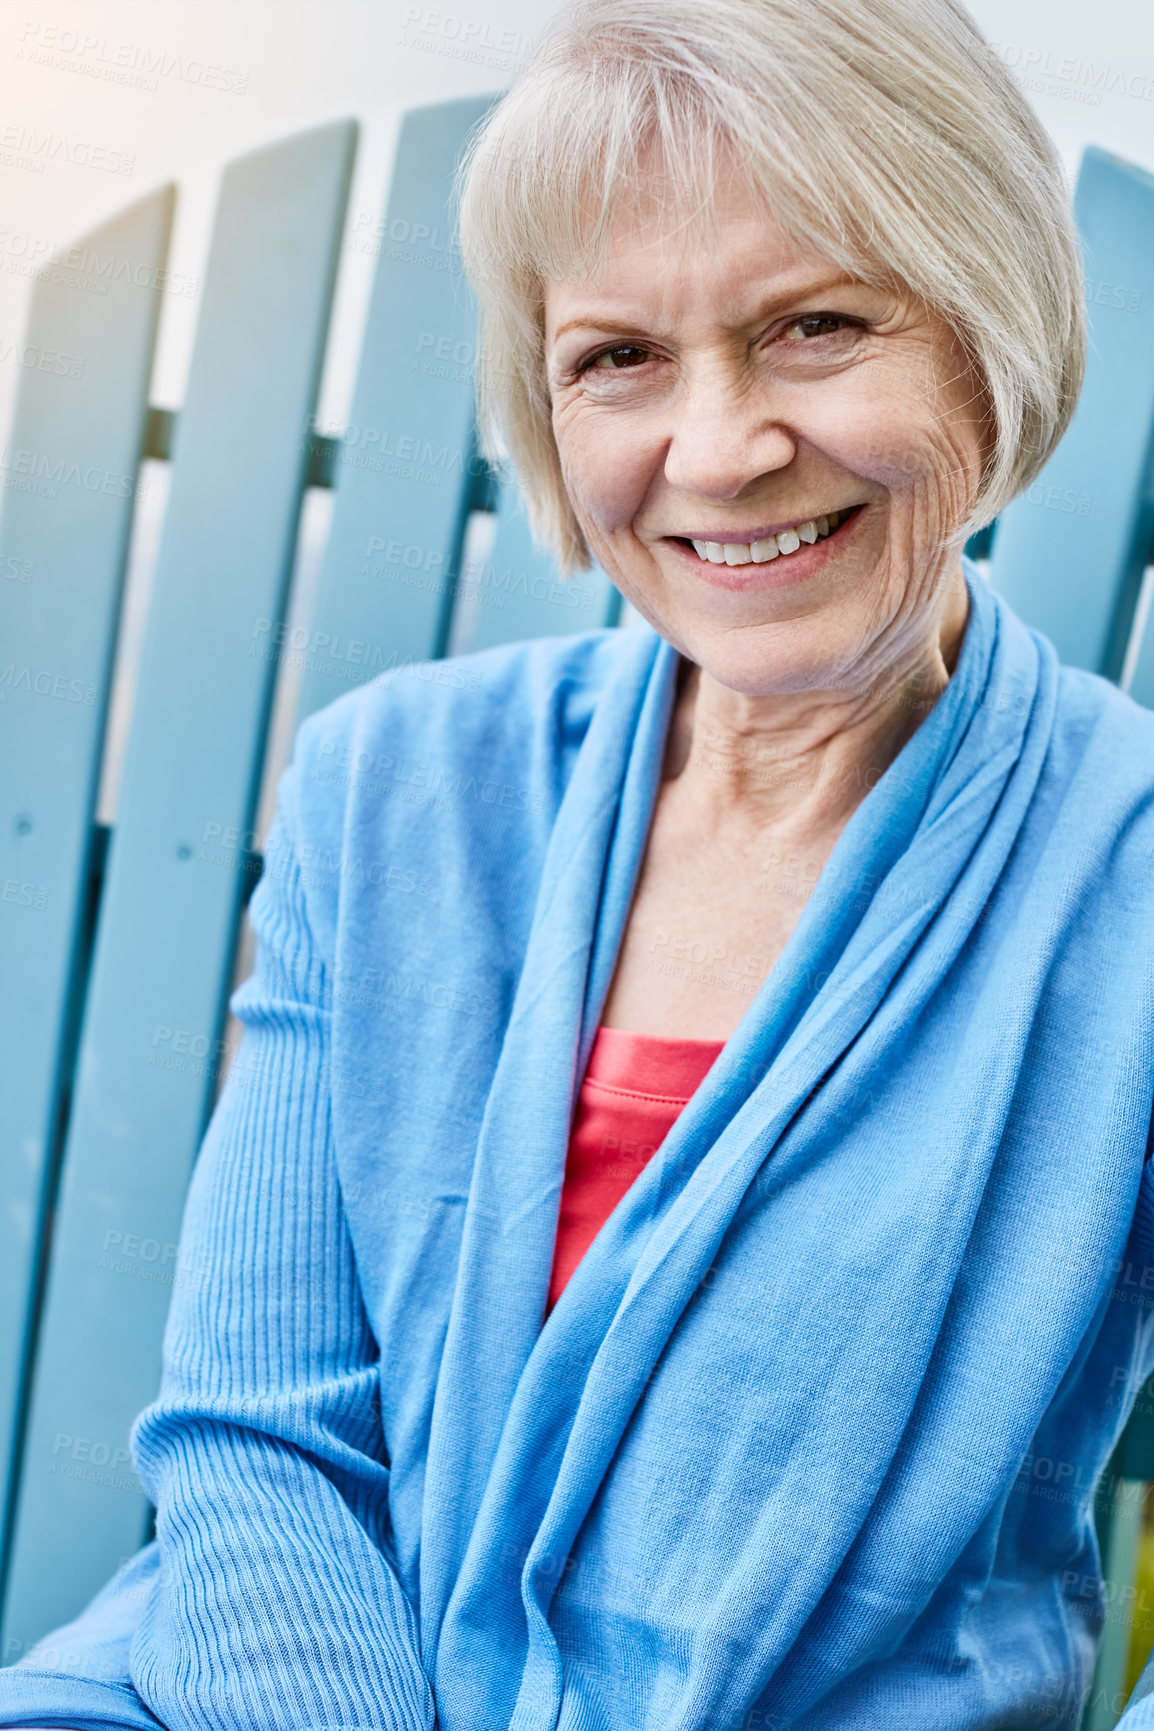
<box><xmin>585</xmin><ymin>1024</ymin><xmax>727</xmax><ymax>1102</ymax></box>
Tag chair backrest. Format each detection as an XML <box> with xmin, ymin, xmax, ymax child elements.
<box><xmin>986</xmin><ymin>147</ymin><xmax>1154</xmax><ymax>697</ymax></box>
<box><xmin>0</xmin><ymin>96</ymin><xmax>622</xmax><ymax>1661</ymax></box>
<box><xmin>0</xmin><ymin>109</ymin><xmax>1152</xmax><ymax>1704</ymax></box>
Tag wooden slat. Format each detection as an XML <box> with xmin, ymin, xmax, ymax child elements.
<box><xmin>296</xmin><ymin>95</ymin><xmax>495</xmax><ymax>723</ymax></box>
<box><xmin>1085</xmin><ymin>1375</ymin><xmax>1154</xmax><ymax>1728</ymax></box>
<box><xmin>467</xmin><ymin>479</ymin><xmax>622</xmax><ymax>651</ymax></box>
<box><xmin>1085</xmin><ymin>1471</ymin><xmax>1147</xmax><ymax>1731</ymax></box>
<box><xmin>0</xmin><ymin>189</ymin><xmax>172</xmax><ymax>1587</ymax></box>
<box><xmin>987</xmin><ymin>147</ymin><xmax>1154</xmax><ymax>678</ymax></box>
<box><xmin>1121</xmin><ymin>559</ymin><xmax>1154</xmax><ymax>711</ymax></box>
<box><xmin>0</xmin><ymin>119</ymin><xmax>356</xmax><ymax>1655</ymax></box>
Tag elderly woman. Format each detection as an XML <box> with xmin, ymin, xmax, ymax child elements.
<box><xmin>6</xmin><ymin>0</ymin><xmax>1154</xmax><ymax>1728</ymax></box>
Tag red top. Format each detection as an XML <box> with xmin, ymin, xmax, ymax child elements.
<box><xmin>546</xmin><ymin>1025</ymin><xmax>726</xmax><ymax>1314</ymax></box>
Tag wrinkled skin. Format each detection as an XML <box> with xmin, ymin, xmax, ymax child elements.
<box><xmin>544</xmin><ymin>159</ymin><xmax>992</xmax><ymax>1036</ymax></box>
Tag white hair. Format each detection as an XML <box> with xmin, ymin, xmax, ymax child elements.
<box><xmin>455</xmin><ymin>0</ymin><xmax>1086</xmax><ymax>574</ymax></box>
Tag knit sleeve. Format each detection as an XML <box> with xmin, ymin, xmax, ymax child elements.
<box><xmin>0</xmin><ymin>750</ymin><xmax>435</xmax><ymax>1731</ymax></box>
<box><xmin>125</xmin><ymin>753</ymin><xmax>434</xmax><ymax>1731</ymax></box>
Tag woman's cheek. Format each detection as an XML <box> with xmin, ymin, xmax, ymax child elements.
<box><xmin>829</xmin><ymin>414</ymin><xmax>918</xmax><ymax>494</ymax></box>
<box><xmin>809</xmin><ymin>371</ymin><xmax>937</xmax><ymax>496</ymax></box>
<box><xmin>559</xmin><ymin>415</ymin><xmax>653</xmax><ymax>536</ymax></box>
<box><xmin>874</xmin><ymin>419</ymin><xmax>980</xmax><ymax>530</ymax></box>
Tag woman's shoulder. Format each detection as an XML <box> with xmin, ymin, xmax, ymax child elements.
<box><xmin>1052</xmin><ymin>660</ymin><xmax>1154</xmax><ymax>785</ymax></box>
<box><xmin>256</xmin><ymin>626</ymin><xmax>646</xmax><ymax>965</ymax></box>
<box><xmin>286</xmin><ymin>623</ymin><xmax>638</xmax><ymax>849</ymax></box>
<box><xmin>1040</xmin><ymin>664</ymin><xmax>1154</xmax><ymax>885</ymax></box>
<box><xmin>300</xmin><ymin>618</ymin><xmax>631</xmax><ymax>758</ymax></box>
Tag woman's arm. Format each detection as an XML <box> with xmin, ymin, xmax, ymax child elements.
<box><xmin>123</xmin><ymin>759</ymin><xmax>434</xmax><ymax>1731</ymax></box>
<box><xmin>0</xmin><ymin>755</ymin><xmax>434</xmax><ymax>1731</ymax></box>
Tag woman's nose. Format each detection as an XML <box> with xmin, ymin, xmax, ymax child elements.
<box><xmin>662</xmin><ymin>371</ymin><xmax>797</xmax><ymax>500</ymax></box>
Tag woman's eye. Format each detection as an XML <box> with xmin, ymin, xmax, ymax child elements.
<box><xmin>582</xmin><ymin>344</ymin><xmax>652</xmax><ymax>372</ymax></box>
<box><xmin>781</xmin><ymin>313</ymin><xmax>855</xmax><ymax>341</ymax></box>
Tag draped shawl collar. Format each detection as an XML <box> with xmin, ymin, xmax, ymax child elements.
<box><xmin>322</xmin><ymin>564</ymin><xmax>1154</xmax><ymax>1730</ymax></box>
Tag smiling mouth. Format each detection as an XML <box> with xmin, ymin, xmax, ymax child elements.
<box><xmin>673</xmin><ymin>504</ymin><xmax>866</xmax><ymax>566</ymax></box>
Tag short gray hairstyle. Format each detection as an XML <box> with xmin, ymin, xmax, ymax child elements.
<box><xmin>455</xmin><ymin>0</ymin><xmax>1086</xmax><ymax>575</ymax></box>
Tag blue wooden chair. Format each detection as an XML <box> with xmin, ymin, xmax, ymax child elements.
<box><xmin>0</xmin><ymin>92</ymin><xmax>1151</xmax><ymax>1730</ymax></box>
<box><xmin>985</xmin><ymin>145</ymin><xmax>1154</xmax><ymax>1731</ymax></box>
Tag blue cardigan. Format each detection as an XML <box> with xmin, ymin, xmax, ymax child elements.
<box><xmin>6</xmin><ymin>563</ymin><xmax>1154</xmax><ymax>1731</ymax></box>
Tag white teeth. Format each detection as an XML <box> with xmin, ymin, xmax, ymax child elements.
<box><xmin>688</xmin><ymin>509</ymin><xmax>847</xmax><ymax>566</ymax></box>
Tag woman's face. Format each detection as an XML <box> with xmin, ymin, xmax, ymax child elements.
<box><xmin>544</xmin><ymin>169</ymin><xmax>990</xmax><ymax>697</ymax></box>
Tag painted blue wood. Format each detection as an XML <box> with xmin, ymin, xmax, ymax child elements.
<box><xmin>987</xmin><ymin>147</ymin><xmax>1154</xmax><ymax>679</ymax></box>
<box><xmin>0</xmin><ymin>189</ymin><xmax>173</xmax><ymax>1588</ymax></box>
<box><xmin>295</xmin><ymin>96</ymin><xmax>495</xmax><ymax>723</ymax></box>
<box><xmin>988</xmin><ymin>142</ymin><xmax>1154</xmax><ymax>1731</ymax></box>
<box><xmin>964</xmin><ymin>524</ymin><xmax>996</xmax><ymax>563</ymax></box>
<box><xmin>1086</xmin><ymin>1472</ymin><xmax>1147</xmax><ymax>1731</ymax></box>
<box><xmin>1125</xmin><ymin>584</ymin><xmax>1154</xmax><ymax>710</ymax></box>
<box><xmin>0</xmin><ymin>120</ymin><xmax>356</xmax><ymax>1657</ymax></box>
<box><xmin>466</xmin><ymin>477</ymin><xmax>622</xmax><ymax>650</ymax></box>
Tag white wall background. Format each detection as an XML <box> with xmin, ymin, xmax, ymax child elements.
<box><xmin>1</xmin><ymin>0</ymin><xmax>1152</xmax><ymax>445</ymax></box>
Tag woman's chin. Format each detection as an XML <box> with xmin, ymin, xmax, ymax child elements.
<box><xmin>689</xmin><ymin>646</ymin><xmax>859</xmax><ymax>700</ymax></box>
<box><xmin>645</xmin><ymin>604</ymin><xmax>872</xmax><ymax>698</ymax></box>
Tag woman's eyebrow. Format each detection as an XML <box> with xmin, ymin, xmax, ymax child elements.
<box><xmin>550</xmin><ymin>316</ymin><xmax>656</xmax><ymax>342</ymax></box>
<box><xmin>549</xmin><ymin>278</ymin><xmax>871</xmax><ymax>344</ymax></box>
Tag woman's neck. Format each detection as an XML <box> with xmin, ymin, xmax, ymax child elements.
<box><xmin>663</xmin><ymin>563</ymin><xmax>970</xmax><ymax>842</ymax></box>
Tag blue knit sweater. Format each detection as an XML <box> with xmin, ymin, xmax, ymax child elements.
<box><xmin>5</xmin><ymin>563</ymin><xmax>1154</xmax><ymax>1730</ymax></box>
